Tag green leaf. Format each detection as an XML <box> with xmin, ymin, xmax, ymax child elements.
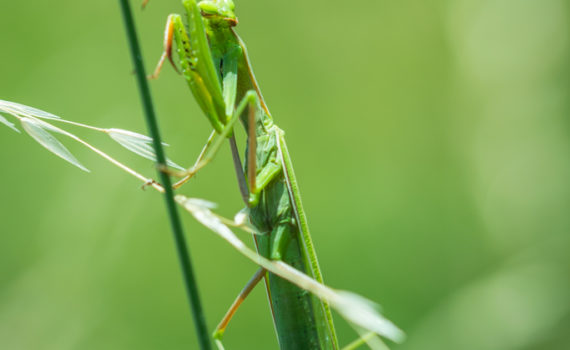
<box><xmin>20</xmin><ymin>118</ymin><xmax>89</xmax><ymax>172</ymax></box>
<box><xmin>0</xmin><ymin>114</ymin><xmax>20</xmax><ymax>133</ymax></box>
<box><xmin>107</xmin><ymin>128</ymin><xmax>184</xmax><ymax>170</ymax></box>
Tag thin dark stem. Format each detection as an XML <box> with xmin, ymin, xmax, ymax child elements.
<box><xmin>117</xmin><ymin>1</ymin><xmax>211</xmax><ymax>349</ymax></box>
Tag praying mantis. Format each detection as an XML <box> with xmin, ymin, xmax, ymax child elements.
<box><xmin>149</xmin><ymin>0</ymin><xmax>402</xmax><ymax>348</ymax></box>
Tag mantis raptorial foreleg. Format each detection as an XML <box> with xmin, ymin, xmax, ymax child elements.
<box><xmin>152</xmin><ymin>11</ymin><xmax>226</xmax><ymax>132</ymax></box>
<box><xmin>151</xmin><ymin>9</ymin><xmax>255</xmax><ymax>199</ymax></box>
<box><xmin>149</xmin><ymin>14</ymin><xmax>179</xmax><ymax>79</ymax></box>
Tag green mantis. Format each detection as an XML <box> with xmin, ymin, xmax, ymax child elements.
<box><xmin>150</xmin><ymin>1</ymin><xmax>403</xmax><ymax>348</ymax></box>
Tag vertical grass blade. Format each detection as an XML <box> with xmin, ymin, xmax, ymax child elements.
<box><xmin>117</xmin><ymin>1</ymin><xmax>211</xmax><ymax>349</ymax></box>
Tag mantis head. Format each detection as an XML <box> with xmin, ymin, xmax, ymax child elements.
<box><xmin>198</xmin><ymin>0</ymin><xmax>237</xmax><ymax>26</ymax></box>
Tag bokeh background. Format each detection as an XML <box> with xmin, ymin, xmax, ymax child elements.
<box><xmin>1</xmin><ymin>0</ymin><xmax>569</xmax><ymax>349</ymax></box>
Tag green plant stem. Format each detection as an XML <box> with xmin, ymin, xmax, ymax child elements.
<box><xmin>117</xmin><ymin>1</ymin><xmax>211</xmax><ymax>349</ymax></box>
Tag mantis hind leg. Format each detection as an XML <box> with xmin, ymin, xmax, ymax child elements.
<box><xmin>212</xmin><ymin>225</ymin><xmax>296</xmax><ymax>347</ymax></box>
<box><xmin>212</xmin><ymin>268</ymin><xmax>266</xmax><ymax>350</ymax></box>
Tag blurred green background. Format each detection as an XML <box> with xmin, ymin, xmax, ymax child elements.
<box><xmin>1</xmin><ymin>0</ymin><xmax>569</xmax><ymax>349</ymax></box>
